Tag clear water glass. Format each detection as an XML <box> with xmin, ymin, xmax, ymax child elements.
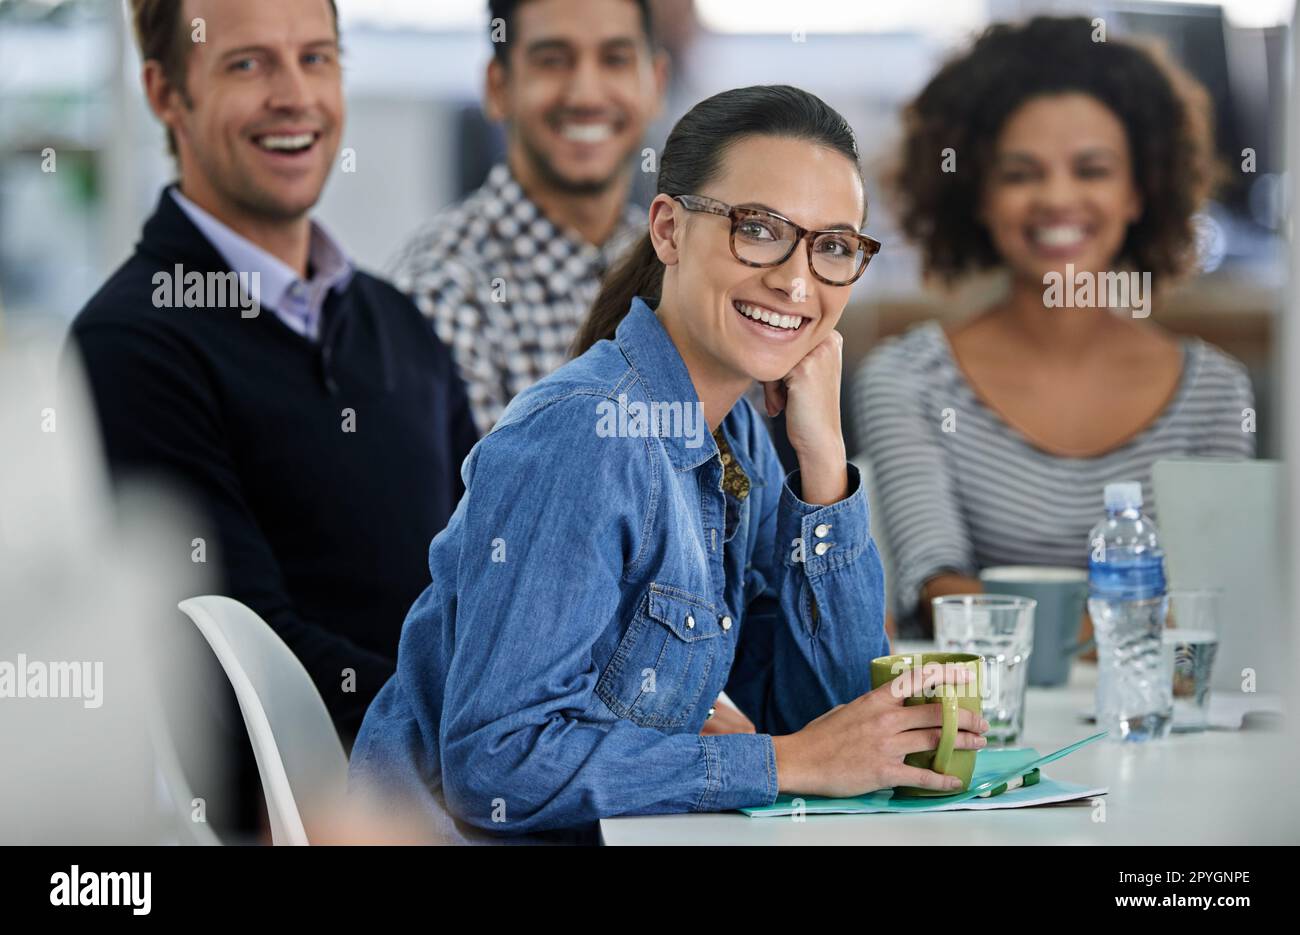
<box><xmin>1163</xmin><ymin>588</ymin><xmax>1222</xmax><ymax>732</ymax></box>
<box><xmin>933</xmin><ymin>595</ymin><xmax>1036</xmax><ymax>746</ymax></box>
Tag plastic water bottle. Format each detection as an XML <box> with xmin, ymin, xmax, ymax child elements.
<box><xmin>1087</xmin><ymin>482</ymin><xmax>1173</xmax><ymax>742</ymax></box>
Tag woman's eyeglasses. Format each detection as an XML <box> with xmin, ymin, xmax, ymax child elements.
<box><xmin>672</xmin><ymin>194</ymin><xmax>881</xmax><ymax>286</ymax></box>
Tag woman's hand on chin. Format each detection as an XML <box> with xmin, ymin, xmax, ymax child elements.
<box><xmin>763</xmin><ymin>329</ymin><xmax>848</xmax><ymax>505</ymax></box>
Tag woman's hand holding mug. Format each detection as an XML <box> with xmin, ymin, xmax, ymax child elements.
<box><xmin>771</xmin><ymin>663</ymin><xmax>990</xmax><ymax>797</ymax></box>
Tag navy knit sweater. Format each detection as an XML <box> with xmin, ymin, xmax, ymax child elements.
<box><xmin>69</xmin><ymin>188</ymin><xmax>478</xmax><ymax>742</ymax></box>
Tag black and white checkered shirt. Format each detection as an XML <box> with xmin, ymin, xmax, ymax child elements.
<box><xmin>390</xmin><ymin>163</ymin><xmax>645</xmax><ymax>434</ymax></box>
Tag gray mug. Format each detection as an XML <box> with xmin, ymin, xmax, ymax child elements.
<box><xmin>979</xmin><ymin>566</ymin><xmax>1091</xmax><ymax>687</ymax></box>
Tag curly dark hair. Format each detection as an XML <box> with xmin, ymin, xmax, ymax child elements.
<box><xmin>892</xmin><ymin>15</ymin><xmax>1220</xmax><ymax>287</ymax></box>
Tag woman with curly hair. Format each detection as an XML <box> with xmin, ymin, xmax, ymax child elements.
<box><xmin>851</xmin><ymin>16</ymin><xmax>1255</xmax><ymax>635</ymax></box>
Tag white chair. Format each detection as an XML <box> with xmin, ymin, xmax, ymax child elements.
<box><xmin>148</xmin><ymin>705</ymin><xmax>224</xmax><ymax>846</ymax></box>
<box><xmin>177</xmin><ymin>595</ymin><xmax>348</xmax><ymax>846</ymax></box>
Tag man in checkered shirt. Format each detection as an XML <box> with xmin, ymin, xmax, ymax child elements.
<box><xmin>390</xmin><ymin>0</ymin><xmax>667</xmax><ymax>434</ymax></box>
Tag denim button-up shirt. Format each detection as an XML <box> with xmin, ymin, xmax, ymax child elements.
<box><xmin>349</xmin><ymin>296</ymin><xmax>889</xmax><ymax>843</ymax></box>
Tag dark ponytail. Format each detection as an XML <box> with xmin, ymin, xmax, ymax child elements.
<box><xmin>571</xmin><ymin>233</ymin><xmax>662</xmax><ymax>358</ymax></box>
<box><xmin>571</xmin><ymin>84</ymin><xmax>861</xmax><ymax>357</ymax></box>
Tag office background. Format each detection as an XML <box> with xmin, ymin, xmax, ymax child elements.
<box><xmin>0</xmin><ymin>0</ymin><xmax>1292</xmax><ymax>457</ymax></box>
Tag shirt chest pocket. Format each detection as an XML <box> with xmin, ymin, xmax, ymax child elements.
<box><xmin>595</xmin><ymin>585</ymin><xmax>722</xmax><ymax>730</ymax></box>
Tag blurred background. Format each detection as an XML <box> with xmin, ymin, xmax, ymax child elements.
<box><xmin>0</xmin><ymin>0</ymin><xmax>1293</xmax><ymax>456</ymax></box>
<box><xmin>0</xmin><ymin>0</ymin><xmax>1297</xmax><ymax>848</ymax></box>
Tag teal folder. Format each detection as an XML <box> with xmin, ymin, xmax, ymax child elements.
<box><xmin>742</xmin><ymin>731</ymin><xmax>1108</xmax><ymax>817</ymax></box>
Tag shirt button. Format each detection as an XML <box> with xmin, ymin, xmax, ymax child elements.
<box><xmin>814</xmin><ymin>523</ymin><xmax>832</xmax><ymax>538</ymax></box>
<box><xmin>707</xmin><ymin>706</ymin><xmax>716</xmax><ymax>719</ymax></box>
<box><xmin>721</xmin><ymin>615</ymin><xmax>733</xmax><ymax>631</ymax></box>
<box><xmin>814</xmin><ymin>542</ymin><xmax>833</xmax><ymax>556</ymax></box>
<box><xmin>685</xmin><ymin>614</ymin><xmax>695</xmax><ymax>629</ymax></box>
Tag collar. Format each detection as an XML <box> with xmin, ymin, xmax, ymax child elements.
<box><xmin>614</xmin><ymin>296</ymin><xmax>722</xmax><ymax>474</ymax></box>
<box><xmin>485</xmin><ymin>162</ymin><xmax>644</xmax><ymax>272</ymax></box>
<box><xmin>168</xmin><ymin>186</ymin><xmax>354</xmax><ymax>315</ymax></box>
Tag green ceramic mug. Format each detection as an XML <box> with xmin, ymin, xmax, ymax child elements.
<box><xmin>869</xmin><ymin>651</ymin><xmax>985</xmax><ymax>796</ymax></box>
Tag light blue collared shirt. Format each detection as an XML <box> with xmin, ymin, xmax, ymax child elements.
<box><xmin>171</xmin><ymin>188</ymin><xmax>354</xmax><ymax>342</ymax></box>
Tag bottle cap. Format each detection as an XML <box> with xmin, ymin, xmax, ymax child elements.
<box><xmin>1104</xmin><ymin>482</ymin><xmax>1143</xmax><ymax>511</ymax></box>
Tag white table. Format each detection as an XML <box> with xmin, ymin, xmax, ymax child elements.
<box><xmin>600</xmin><ymin>653</ymin><xmax>1296</xmax><ymax>845</ymax></box>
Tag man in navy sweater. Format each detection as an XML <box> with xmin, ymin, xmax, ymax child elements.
<box><xmin>68</xmin><ymin>0</ymin><xmax>475</xmax><ymax>788</ymax></box>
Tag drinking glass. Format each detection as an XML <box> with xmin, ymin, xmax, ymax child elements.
<box><xmin>933</xmin><ymin>595</ymin><xmax>1035</xmax><ymax>746</ymax></box>
<box><xmin>1163</xmin><ymin>588</ymin><xmax>1222</xmax><ymax>732</ymax></box>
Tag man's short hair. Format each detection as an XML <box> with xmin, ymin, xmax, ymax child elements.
<box><xmin>486</xmin><ymin>0</ymin><xmax>653</xmax><ymax>65</ymax></box>
<box><xmin>129</xmin><ymin>0</ymin><xmax>340</xmax><ymax>156</ymax></box>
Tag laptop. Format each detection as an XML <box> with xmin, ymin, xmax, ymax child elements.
<box><xmin>1152</xmin><ymin>459</ymin><xmax>1287</xmax><ymax>694</ymax></box>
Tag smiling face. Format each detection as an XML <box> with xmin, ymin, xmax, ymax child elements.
<box><xmin>151</xmin><ymin>0</ymin><xmax>343</xmax><ymax>224</ymax></box>
<box><xmin>653</xmin><ymin>135</ymin><xmax>866</xmax><ymax>385</ymax></box>
<box><xmin>486</xmin><ymin>0</ymin><xmax>663</xmax><ymax>194</ymax></box>
<box><xmin>980</xmin><ymin>92</ymin><xmax>1143</xmax><ymax>288</ymax></box>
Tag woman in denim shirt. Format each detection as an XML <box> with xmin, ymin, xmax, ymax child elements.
<box><xmin>350</xmin><ymin>86</ymin><xmax>989</xmax><ymax>844</ymax></box>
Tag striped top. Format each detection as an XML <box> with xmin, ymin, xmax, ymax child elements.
<box><xmin>852</xmin><ymin>321</ymin><xmax>1256</xmax><ymax>621</ymax></box>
